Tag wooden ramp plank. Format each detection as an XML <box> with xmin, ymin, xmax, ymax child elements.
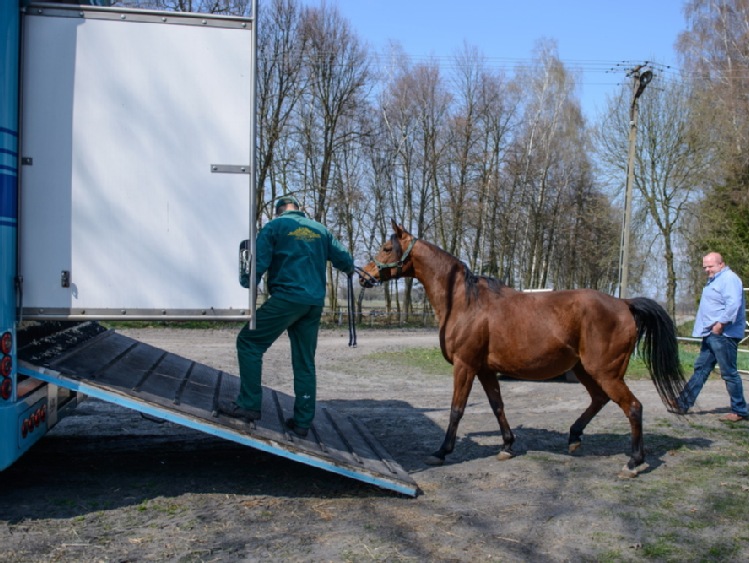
<box><xmin>17</xmin><ymin>322</ymin><xmax>418</xmax><ymax>496</ymax></box>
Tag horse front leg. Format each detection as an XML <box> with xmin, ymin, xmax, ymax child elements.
<box><xmin>424</xmin><ymin>361</ymin><xmax>475</xmax><ymax>466</ymax></box>
<box><xmin>476</xmin><ymin>370</ymin><xmax>515</xmax><ymax>460</ymax></box>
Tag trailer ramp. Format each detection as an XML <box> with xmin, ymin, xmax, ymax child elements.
<box><xmin>17</xmin><ymin>322</ymin><xmax>418</xmax><ymax>496</ymax></box>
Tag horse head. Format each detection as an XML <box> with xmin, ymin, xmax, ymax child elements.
<box><xmin>359</xmin><ymin>219</ymin><xmax>417</xmax><ymax>288</ymax></box>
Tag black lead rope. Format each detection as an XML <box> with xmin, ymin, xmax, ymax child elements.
<box><xmin>348</xmin><ymin>266</ymin><xmax>380</xmax><ymax>348</ymax></box>
<box><xmin>354</xmin><ymin>266</ymin><xmax>379</xmax><ymax>287</ymax></box>
<box><xmin>347</xmin><ymin>272</ymin><xmax>357</xmax><ymax>347</ymax></box>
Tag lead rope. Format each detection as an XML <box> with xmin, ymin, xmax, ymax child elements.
<box><xmin>347</xmin><ymin>272</ymin><xmax>357</xmax><ymax>347</ymax></box>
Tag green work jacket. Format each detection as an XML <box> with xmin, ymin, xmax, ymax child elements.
<box><xmin>255</xmin><ymin>211</ymin><xmax>354</xmax><ymax>306</ymax></box>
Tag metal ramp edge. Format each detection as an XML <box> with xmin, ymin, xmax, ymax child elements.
<box><xmin>16</xmin><ymin>322</ymin><xmax>419</xmax><ymax>497</ymax></box>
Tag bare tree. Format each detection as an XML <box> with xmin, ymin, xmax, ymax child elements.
<box><xmin>467</xmin><ymin>66</ymin><xmax>519</xmax><ymax>276</ymax></box>
<box><xmin>298</xmin><ymin>3</ymin><xmax>370</xmax><ymax>223</ymax></box>
<box><xmin>679</xmin><ymin>0</ymin><xmax>749</xmax><ymax>161</ymax></box>
<box><xmin>372</xmin><ymin>50</ymin><xmax>452</xmax><ymax>319</ymax></box>
<box><xmin>255</xmin><ymin>0</ymin><xmax>307</xmax><ymax>221</ymax></box>
<box><xmin>441</xmin><ymin>44</ymin><xmax>485</xmax><ymax>257</ymax></box>
<box><xmin>596</xmin><ymin>77</ymin><xmax>710</xmax><ymax>317</ymax></box>
<box><xmin>556</xmin><ymin>186</ymin><xmax>621</xmax><ymax>292</ymax></box>
<box><xmin>678</xmin><ymin>0</ymin><xmax>749</xmax><ymax>279</ymax></box>
<box><xmin>324</xmin><ymin>108</ymin><xmax>372</xmax><ymax>312</ymax></box>
<box><xmin>504</xmin><ymin>40</ymin><xmax>589</xmax><ymax>289</ymax></box>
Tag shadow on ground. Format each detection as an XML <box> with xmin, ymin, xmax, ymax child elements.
<box><xmin>1</xmin><ymin>396</ymin><xmax>714</xmax><ymax>524</ymax></box>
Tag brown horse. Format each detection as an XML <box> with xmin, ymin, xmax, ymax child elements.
<box><xmin>359</xmin><ymin>221</ymin><xmax>686</xmax><ymax>477</ymax></box>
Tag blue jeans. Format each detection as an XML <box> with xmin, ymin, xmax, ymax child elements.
<box><xmin>680</xmin><ymin>334</ymin><xmax>748</xmax><ymax>417</ymax></box>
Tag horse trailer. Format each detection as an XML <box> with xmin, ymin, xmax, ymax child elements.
<box><xmin>0</xmin><ymin>1</ymin><xmax>417</xmax><ymax>496</ymax></box>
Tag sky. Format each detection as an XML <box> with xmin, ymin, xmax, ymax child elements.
<box><xmin>304</xmin><ymin>0</ymin><xmax>688</xmax><ymax>120</ymax></box>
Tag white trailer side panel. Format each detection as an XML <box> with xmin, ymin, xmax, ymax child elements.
<box><xmin>20</xmin><ymin>7</ymin><xmax>253</xmax><ymax>319</ymax></box>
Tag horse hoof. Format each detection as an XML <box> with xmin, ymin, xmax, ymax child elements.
<box><xmin>618</xmin><ymin>462</ymin><xmax>649</xmax><ymax>479</ymax></box>
<box><xmin>496</xmin><ymin>450</ymin><xmax>514</xmax><ymax>461</ymax></box>
<box><xmin>568</xmin><ymin>441</ymin><xmax>582</xmax><ymax>454</ymax></box>
<box><xmin>424</xmin><ymin>455</ymin><xmax>445</xmax><ymax>466</ymax></box>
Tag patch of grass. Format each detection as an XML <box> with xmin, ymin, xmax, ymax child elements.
<box><xmin>706</xmin><ymin>541</ymin><xmax>741</xmax><ymax>561</ymax></box>
<box><xmin>364</xmin><ymin>347</ymin><xmax>452</xmax><ymax>376</ymax></box>
<box><xmin>641</xmin><ymin>536</ymin><xmax>678</xmax><ymax>559</ymax></box>
<box><xmin>595</xmin><ymin>549</ymin><xmax>625</xmax><ymax>562</ymax></box>
<box><xmin>134</xmin><ymin>499</ymin><xmax>186</xmax><ymax>516</ymax></box>
<box><xmin>625</xmin><ymin>343</ymin><xmax>709</xmax><ymax>379</ymax></box>
<box><xmin>691</xmin><ymin>453</ymin><xmax>734</xmax><ymax>467</ymax></box>
<box><xmin>706</xmin><ymin>492</ymin><xmax>747</xmax><ymax>521</ymax></box>
<box><xmin>582</xmin><ymin>422</ymin><xmax>749</xmax><ymax>561</ymax></box>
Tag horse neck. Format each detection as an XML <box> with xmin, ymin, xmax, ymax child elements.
<box><xmin>411</xmin><ymin>240</ymin><xmax>466</xmax><ymax>319</ymax></box>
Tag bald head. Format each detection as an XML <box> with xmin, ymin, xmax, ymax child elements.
<box><xmin>702</xmin><ymin>252</ymin><xmax>726</xmax><ymax>278</ymax></box>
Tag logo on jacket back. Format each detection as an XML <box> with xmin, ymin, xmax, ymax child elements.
<box><xmin>288</xmin><ymin>227</ymin><xmax>321</xmax><ymax>241</ymax></box>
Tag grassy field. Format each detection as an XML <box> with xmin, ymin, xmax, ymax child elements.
<box><xmin>363</xmin><ymin>341</ymin><xmax>749</xmax><ymax>380</ymax></box>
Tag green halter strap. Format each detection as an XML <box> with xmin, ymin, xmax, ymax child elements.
<box><xmin>373</xmin><ymin>237</ymin><xmax>417</xmax><ymax>277</ymax></box>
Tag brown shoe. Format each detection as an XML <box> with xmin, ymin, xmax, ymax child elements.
<box><xmin>722</xmin><ymin>412</ymin><xmax>748</xmax><ymax>422</ymax></box>
<box><xmin>218</xmin><ymin>400</ymin><xmax>261</xmax><ymax>423</ymax></box>
<box><xmin>285</xmin><ymin>418</ymin><xmax>309</xmax><ymax>438</ymax></box>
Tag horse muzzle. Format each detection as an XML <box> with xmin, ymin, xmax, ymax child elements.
<box><xmin>356</xmin><ymin>266</ymin><xmax>380</xmax><ymax>288</ymax></box>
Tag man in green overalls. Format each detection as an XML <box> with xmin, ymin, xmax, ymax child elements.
<box><xmin>220</xmin><ymin>195</ymin><xmax>354</xmax><ymax>437</ymax></box>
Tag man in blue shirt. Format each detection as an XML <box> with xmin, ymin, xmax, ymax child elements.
<box><xmin>674</xmin><ymin>252</ymin><xmax>748</xmax><ymax>421</ymax></box>
<box><xmin>220</xmin><ymin>195</ymin><xmax>354</xmax><ymax>437</ymax></box>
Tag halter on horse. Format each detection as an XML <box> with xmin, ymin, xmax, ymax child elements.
<box><xmin>359</xmin><ymin>220</ymin><xmax>686</xmax><ymax>478</ymax></box>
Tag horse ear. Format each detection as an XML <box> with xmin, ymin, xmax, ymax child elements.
<box><xmin>391</xmin><ymin>218</ymin><xmax>408</xmax><ymax>237</ymax></box>
<box><xmin>391</xmin><ymin>218</ymin><xmax>403</xmax><ymax>235</ymax></box>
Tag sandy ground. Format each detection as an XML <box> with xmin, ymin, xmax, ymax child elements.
<box><xmin>1</xmin><ymin>327</ymin><xmax>748</xmax><ymax>562</ymax></box>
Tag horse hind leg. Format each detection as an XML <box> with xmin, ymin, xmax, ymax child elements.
<box><xmin>425</xmin><ymin>361</ymin><xmax>476</xmax><ymax>466</ymax></box>
<box><xmin>595</xmin><ymin>376</ymin><xmax>647</xmax><ymax>478</ymax></box>
<box><xmin>620</xmin><ymin>400</ymin><xmax>646</xmax><ymax>478</ymax></box>
<box><xmin>569</xmin><ymin>365</ymin><xmax>610</xmax><ymax>454</ymax></box>
<box><xmin>476</xmin><ymin>369</ymin><xmax>515</xmax><ymax>460</ymax></box>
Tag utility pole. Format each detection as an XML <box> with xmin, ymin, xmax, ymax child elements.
<box><xmin>619</xmin><ymin>66</ymin><xmax>652</xmax><ymax>299</ymax></box>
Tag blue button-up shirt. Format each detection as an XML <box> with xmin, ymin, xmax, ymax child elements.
<box><xmin>692</xmin><ymin>266</ymin><xmax>746</xmax><ymax>339</ymax></box>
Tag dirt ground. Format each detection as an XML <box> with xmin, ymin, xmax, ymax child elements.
<box><xmin>2</xmin><ymin>327</ymin><xmax>748</xmax><ymax>562</ymax></box>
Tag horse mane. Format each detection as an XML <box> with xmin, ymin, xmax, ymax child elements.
<box><xmin>408</xmin><ymin>236</ymin><xmax>506</xmax><ymax>303</ymax></box>
<box><xmin>464</xmin><ymin>265</ymin><xmax>506</xmax><ymax>302</ymax></box>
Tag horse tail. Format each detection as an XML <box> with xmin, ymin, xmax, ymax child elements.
<box><xmin>627</xmin><ymin>297</ymin><xmax>687</xmax><ymax>408</ymax></box>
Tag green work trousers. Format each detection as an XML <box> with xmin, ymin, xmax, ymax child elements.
<box><xmin>236</xmin><ymin>295</ymin><xmax>323</xmax><ymax>428</ymax></box>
